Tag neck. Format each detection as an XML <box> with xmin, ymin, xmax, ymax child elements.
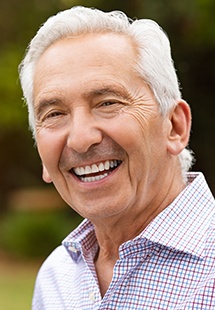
<box><xmin>93</xmin><ymin>169</ymin><xmax>186</xmax><ymax>296</ymax></box>
<box><xmin>94</xmin><ymin>178</ymin><xmax>185</xmax><ymax>258</ymax></box>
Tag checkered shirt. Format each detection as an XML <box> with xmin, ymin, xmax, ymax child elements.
<box><xmin>32</xmin><ymin>172</ymin><xmax>215</xmax><ymax>309</ymax></box>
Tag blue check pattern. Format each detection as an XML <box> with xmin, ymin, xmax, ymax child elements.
<box><xmin>32</xmin><ymin>172</ymin><xmax>215</xmax><ymax>309</ymax></box>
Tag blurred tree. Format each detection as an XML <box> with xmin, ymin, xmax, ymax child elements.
<box><xmin>0</xmin><ymin>0</ymin><xmax>62</xmax><ymax>210</ymax></box>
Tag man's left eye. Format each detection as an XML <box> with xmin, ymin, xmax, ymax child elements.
<box><xmin>101</xmin><ymin>101</ymin><xmax>116</xmax><ymax>107</ymax></box>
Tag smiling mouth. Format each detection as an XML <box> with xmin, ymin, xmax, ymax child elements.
<box><xmin>71</xmin><ymin>160</ymin><xmax>122</xmax><ymax>182</ymax></box>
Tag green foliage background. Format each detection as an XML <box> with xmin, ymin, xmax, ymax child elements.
<box><xmin>0</xmin><ymin>0</ymin><xmax>215</xmax><ymax>212</ymax></box>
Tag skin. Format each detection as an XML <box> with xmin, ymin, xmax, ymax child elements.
<box><xmin>33</xmin><ymin>33</ymin><xmax>191</xmax><ymax>296</ymax></box>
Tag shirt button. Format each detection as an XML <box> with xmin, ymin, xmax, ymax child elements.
<box><xmin>88</xmin><ymin>292</ymin><xmax>95</xmax><ymax>302</ymax></box>
<box><xmin>68</xmin><ymin>245</ymin><xmax>78</xmax><ymax>253</ymax></box>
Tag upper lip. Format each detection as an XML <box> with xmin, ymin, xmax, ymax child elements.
<box><xmin>72</xmin><ymin>159</ymin><xmax>121</xmax><ymax>176</ymax></box>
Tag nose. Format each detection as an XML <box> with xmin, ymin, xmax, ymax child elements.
<box><xmin>67</xmin><ymin>108</ymin><xmax>103</xmax><ymax>153</ymax></box>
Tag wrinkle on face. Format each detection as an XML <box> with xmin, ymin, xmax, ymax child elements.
<box><xmin>59</xmin><ymin>136</ymin><xmax>126</xmax><ymax>172</ymax></box>
<box><xmin>33</xmin><ymin>33</ymin><xmax>176</xmax><ymax>226</ymax></box>
<box><xmin>120</xmin><ymin>84</ymin><xmax>163</xmax><ymax>136</ymax></box>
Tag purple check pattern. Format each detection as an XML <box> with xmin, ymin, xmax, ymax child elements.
<box><xmin>32</xmin><ymin>172</ymin><xmax>215</xmax><ymax>309</ymax></box>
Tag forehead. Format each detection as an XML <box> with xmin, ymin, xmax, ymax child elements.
<box><xmin>34</xmin><ymin>32</ymin><xmax>137</xmax><ymax>76</ymax></box>
<box><xmin>33</xmin><ymin>33</ymin><xmax>141</xmax><ymax>104</ymax></box>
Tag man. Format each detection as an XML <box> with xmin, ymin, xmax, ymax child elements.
<box><xmin>19</xmin><ymin>6</ymin><xmax>215</xmax><ymax>309</ymax></box>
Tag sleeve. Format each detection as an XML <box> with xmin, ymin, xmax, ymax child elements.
<box><xmin>31</xmin><ymin>245</ymin><xmax>69</xmax><ymax>310</ymax></box>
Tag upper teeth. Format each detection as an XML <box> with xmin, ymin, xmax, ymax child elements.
<box><xmin>73</xmin><ymin>160</ymin><xmax>119</xmax><ymax>176</ymax></box>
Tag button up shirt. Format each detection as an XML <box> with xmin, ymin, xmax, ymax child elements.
<box><xmin>32</xmin><ymin>172</ymin><xmax>215</xmax><ymax>309</ymax></box>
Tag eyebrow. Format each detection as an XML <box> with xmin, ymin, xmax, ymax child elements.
<box><xmin>82</xmin><ymin>85</ymin><xmax>131</xmax><ymax>101</ymax></box>
<box><xmin>34</xmin><ymin>84</ymin><xmax>131</xmax><ymax>117</ymax></box>
<box><xmin>34</xmin><ymin>99</ymin><xmax>60</xmax><ymax>118</ymax></box>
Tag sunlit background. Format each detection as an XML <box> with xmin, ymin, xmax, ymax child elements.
<box><xmin>0</xmin><ymin>0</ymin><xmax>215</xmax><ymax>309</ymax></box>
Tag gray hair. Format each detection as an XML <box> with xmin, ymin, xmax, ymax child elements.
<box><xmin>19</xmin><ymin>6</ymin><xmax>194</xmax><ymax>175</ymax></box>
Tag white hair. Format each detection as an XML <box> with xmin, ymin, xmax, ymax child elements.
<box><xmin>19</xmin><ymin>6</ymin><xmax>194</xmax><ymax>175</ymax></box>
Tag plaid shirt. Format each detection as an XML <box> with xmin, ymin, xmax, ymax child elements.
<box><xmin>32</xmin><ymin>172</ymin><xmax>215</xmax><ymax>309</ymax></box>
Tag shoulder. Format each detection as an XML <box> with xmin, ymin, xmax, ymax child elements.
<box><xmin>35</xmin><ymin>245</ymin><xmax>71</xmax><ymax>284</ymax></box>
<box><xmin>32</xmin><ymin>245</ymin><xmax>83</xmax><ymax>309</ymax></box>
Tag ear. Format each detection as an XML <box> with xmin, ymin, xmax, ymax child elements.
<box><xmin>42</xmin><ymin>163</ymin><xmax>52</xmax><ymax>183</ymax></box>
<box><xmin>167</xmin><ymin>100</ymin><xmax>191</xmax><ymax>155</ymax></box>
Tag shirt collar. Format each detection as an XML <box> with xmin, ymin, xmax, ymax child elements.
<box><xmin>140</xmin><ymin>172</ymin><xmax>215</xmax><ymax>257</ymax></box>
<box><xmin>63</xmin><ymin>172</ymin><xmax>215</xmax><ymax>261</ymax></box>
<box><xmin>63</xmin><ymin>219</ymin><xmax>98</xmax><ymax>262</ymax></box>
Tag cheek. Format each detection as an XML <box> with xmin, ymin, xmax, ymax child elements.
<box><xmin>118</xmin><ymin>107</ymin><xmax>160</xmax><ymax>148</ymax></box>
<box><xmin>36</xmin><ymin>131</ymin><xmax>63</xmax><ymax>169</ymax></box>
<box><xmin>117</xmin><ymin>109</ymin><xmax>168</xmax><ymax>167</ymax></box>
<box><xmin>122</xmin><ymin>104</ymin><xmax>161</xmax><ymax>133</ymax></box>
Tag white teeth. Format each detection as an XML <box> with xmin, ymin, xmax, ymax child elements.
<box><xmin>81</xmin><ymin>173</ymin><xmax>108</xmax><ymax>182</ymax></box>
<box><xmin>111</xmin><ymin>160</ymin><xmax>117</xmax><ymax>168</ymax></box>
<box><xmin>99</xmin><ymin>162</ymin><xmax>105</xmax><ymax>171</ymax></box>
<box><xmin>91</xmin><ymin>164</ymin><xmax>99</xmax><ymax>173</ymax></box>
<box><xmin>85</xmin><ymin>166</ymin><xmax>91</xmax><ymax>174</ymax></box>
<box><xmin>80</xmin><ymin>167</ymin><xmax>85</xmax><ymax>175</ymax></box>
<box><xmin>73</xmin><ymin>160</ymin><xmax>119</xmax><ymax>177</ymax></box>
<box><xmin>104</xmin><ymin>161</ymin><xmax>110</xmax><ymax>170</ymax></box>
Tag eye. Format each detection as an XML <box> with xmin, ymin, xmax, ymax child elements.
<box><xmin>46</xmin><ymin>111</ymin><xmax>63</xmax><ymax>118</ymax></box>
<box><xmin>101</xmin><ymin>101</ymin><xmax>117</xmax><ymax>107</ymax></box>
<box><xmin>40</xmin><ymin>110</ymin><xmax>66</xmax><ymax>123</ymax></box>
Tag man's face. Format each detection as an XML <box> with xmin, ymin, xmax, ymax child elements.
<box><xmin>33</xmin><ymin>33</ymin><xmax>174</xmax><ymax>221</ymax></box>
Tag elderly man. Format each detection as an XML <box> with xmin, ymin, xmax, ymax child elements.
<box><xmin>19</xmin><ymin>6</ymin><xmax>215</xmax><ymax>310</ymax></box>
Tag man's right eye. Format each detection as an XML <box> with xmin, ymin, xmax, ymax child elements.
<box><xmin>46</xmin><ymin>111</ymin><xmax>63</xmax><ymax>118</ymax></box>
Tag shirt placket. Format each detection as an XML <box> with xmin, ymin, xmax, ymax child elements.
<box><xmin>82</xmin><ymin>246</ymin><xmax>103</xmax><ymax>309</ymax></box>
<box><xmin>99</xmin><ymin>241</ymin><xmax>153</xmax><ymax>309</ymax></box>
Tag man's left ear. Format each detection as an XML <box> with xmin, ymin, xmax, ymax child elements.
<box><xmin>166</xmin><ymin>100</ymin><xmax>191</xmax><ymax>155</ymax></box>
